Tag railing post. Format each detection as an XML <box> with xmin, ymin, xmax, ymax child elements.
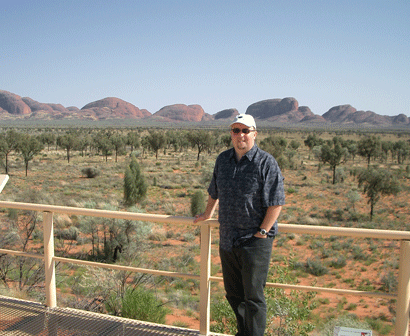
<box><xmin>396</xmin><ymin>240</ymin><xmax>410</xmax><ymax>336</ymax></box>
<box><xmin>199</xmin><ymin>222</ymin><xmax>212</xmax><ymax>335</ymax></box>
<box><xmin>43</xmin><ymin>211</ymin><xmax>57</xmax><ymax>308</ymax></box>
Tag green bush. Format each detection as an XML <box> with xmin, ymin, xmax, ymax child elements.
<box><xmin>330</xmin><ymin>256</ymin><xmax>346</xmax><ymax>269</ymax></box>
<box><xmin>287</xmin><ymin>187</ymin><xmax>297</xmax><ymax>193</ymax></box>
<box><xmin>210</xmin><ymin>298</ymin><xmax>237</xmax><ymax>334</ymax></box>
<box><xmin>305</xmin><ymin>258</ymin><xmax>328</xmax><ymax>276</ymax></box>
<box><xmin>55</xmin><ymin>226</ymin><xmax>79</xmax><ymax>241</ymax></box>
<box><xmin>190</xmin><ymin>190</ymin><xmax>206</xmax><ymax>217</ymax></box>
<box><xmin>120</xmin><ymin>288</ymin><xmax>168</xmax><ymax>323</ymax></box>
<box><xmin>380</xmin><ymin>271</ymin><xmax>397</xmax><ymax>293</ymax></box>
<box><xmin>124</xmin><ymin>155</ymin><xmax>147</xmax><ymax>205</ymax></box>
<box><xmin>182</xmin><ymin>233</ymin><xmax>196</xmax><ymax>242</ymax></box>
<box><xmin>81</xmin><ymin>167</ymin><xmax>99</xmax><ymax>178</ymax></box>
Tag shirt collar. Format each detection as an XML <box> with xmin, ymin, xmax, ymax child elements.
<box><xmin>229</xmin><ymin>144</ymin><xmax>258</xmax><ymax>162</ymax></box>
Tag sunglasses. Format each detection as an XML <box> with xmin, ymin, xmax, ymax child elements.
<box><xmin>231</xmin><ymin>128</ymin><xmax>255</xmax><ymax>134</ymax></box>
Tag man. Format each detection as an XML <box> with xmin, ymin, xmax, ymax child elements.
<box><xmin>194</xmin><ymin>114</ymin><xmax>285</xmax><ymax>336</ymax></box>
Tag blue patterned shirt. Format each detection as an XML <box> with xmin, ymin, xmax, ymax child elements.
<box><xmin>208</xmin><ymin>145</ymin><xmax>285</xmax><ymax>251</ymax></box>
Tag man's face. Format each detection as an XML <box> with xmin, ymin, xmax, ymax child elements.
<box><xmin>230</xmin><ymin>123</ymin><xmax>257</xmax><ymax>154</ymax></box>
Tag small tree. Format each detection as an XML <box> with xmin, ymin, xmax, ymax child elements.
<box><xmin>289</xmin><ymin>139</ymin><xmax>301</xmax><ymax>150</ymax></box>
<box><xmin>126</xmin><ymin>131</ymin><xmax>141</xmax><ymax>153</ymax></box>
<box><xmin>186</xmin><ymin>130</ymin><xmax>214</xmax><ymax>161</ymax></box>
<box><xmin>17</xmin><ymin>135</ymin><xmax>44</xmax><ymax>176</ymax></box>
<box><xmin>358</xmin><ymin>135</ymin><xmax>381</xmax><ymax>167</ymax></box>
<box><xmin>392</xmin><ymin>140</ymin><xmax>410</xmax><ymax>164</ymax></box>
<box><xmin>39</xmin><ymin>131</ymin><xmax>56</xmax><ymax>151</ymax></box>
<box><xmin>220</xmin><ymin>134</ymin><xmax>232</xmax><ymax>148</ymax></box>
<box><xmin>304</xmin><ymin>134</ymin><xmax>324</xmax><ymax>152</ymax></box>
<box><xmin>357</xmin><ymin>167</ymin><xmax>400</xmax><ymax>220</ymax></box>
<box><xmin>57</xmin><ymin>132</ymin><xmax>78</xmax><ymax>163</ymax></box>
<box><xmin>319</xmin><ymin>138</ymin><xmax>348</xmax><ymax>184</ymax></box>
<box><xmin>0</xmin><ymin>189</ymin><xmax>49</xmax><ymax>292</ymax></box>
<box><xmin>124</xmin><ymin>155</ymin><xmax>147</xmax><ymax>205</ymax></box>
<box><xmin>346</xmin><ymin>189</ymin><xmax>361</xmax><ymax>212</ymax></box>
<box><xmin>94</xmin><ymin>131</ymin><xmax>114</xmax><ymax>162</ymax></box>
<box><xmin>0</xmin><ymin>129</ymin><xmax>21</xmax><ymax>174</ymax></box>
<box><xmin>111</xmin><ymin>133</ymin><xmax>126</xmax><ymax>163</ymax></box>
<box><xmin>145</xmin><ymin>131</ymin><xmax>166</xmax><ymax>160</ymax></box>
<box><xmin>260</xmin><ymin>136</ymin><xmax>287</xmax><ymax>159</ymax></box>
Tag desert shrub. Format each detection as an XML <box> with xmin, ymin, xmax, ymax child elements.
<box><xmin>334</xmin><ymin>208</ymin><xmax>344</xmax><ymax>221</ymax></box>
<box><xmin>366</xmin><ymin>318</ymin><xmax>393</xmax><ymax>335</ymax></box>
<box><xmin>309</xmin><ymin>239</ymin><xmax>324</xmax><ymax>250</ymax></box>
<box><xmin>124</xmin><ymin>155</ymin><xmax>147</xmax><ymax>205</ymax></box>
<box><xmin>182</xmin><ymin>233</ymin><xmax>196</xmax><ymax>242</ymax></box>
<box><xmin>118</xmin><ymin>287</ymin><xmax>168</xmax><ymax>323</ymax></box>
<box><xmin>148</xmin><ymin>231</ymin><xmax>167</xmax><ymax>241</ymax></box>
<box><xmin>305</xmin><ymin>258</ymin><xmax>328</xmax><ymax>276</ymax></box>
<box><xmin>276</xmin><ymin>155</ymin><xmax>289</xmax><ymax>170</ymax></box>
<box><xmin>173</xmin><ymin>321</ymin><xmax>189</xmax><ymax>328</ymax></box>
<box><xmin>166</xmin><ymin>230</ymin><xmax>175</xmax><ymax>239</ymax></box>
<box><xmin>357</xmin><ymin>279</ymin><xmax>374</xmax><ymax>291</ymax></box>
<box><xmin>55</xmin><ymin>226</ymin><xmax>79</xmax><ymax>241</ymax></box>
<box><xmin>199</xmin><ymin>163</ymin><xmax>214</xmax><ymax>185</ymax></box>
<box><xmin>334</xmin><ymin>167</ymin><xmax>347</xmax><ymax>183</ymax></box>
<box><xmin>275</xmin><ymin>236</ymin><xmax>288</xmax><ymax>247</ymax></box>
<box><xmin>287</xmin><ymin>187</ymin><xmax>297</xmax><ymax>193</ymax></box>
<box><xmin>166</xmin><ymin>287</ymin><xmax>199</xmax><ymax>310</ymax></box>
<box><xmin>210</xmin><ymin>298</ymin><xmax>237</xmax><ymax>334</ymax></box>
<box><xmin>351</xmin><ymin>245</ymin><xmax>367</xmax><ymax>260</ymax></box>
<box><xmin>330</xmin><ymin>256</ymin><xmax>346</xmax><ymax>269</ymax></box>
<box><xmin>163</xmin><ymin>202</ymin><xmax>176</xmax><ymax>215</ymax></box>
<box><xmin>287</xmin><ymin>233</ymin><xmax>295</xmax><ymax>240</ymax></box>
<box><xmin>267</xmin><ymin>292</ymin><xmax>316</xmax><ymax>336</ymax></box>
<box><xmin>81</xmin><ymin>167</ymin><xmax>99</xmax><ymax>178</ymax></box>
<box><xmin>265</xmin><ymin>261</ymin><xmax>316</xmax><ymax>336</ymax></box>
<box><xmin>380</xmin><ymin>271</ymin><xmax>397</xmax><ymax>292</ymax></box>
<box><xmin>7</xmin><ymin>208</ymin><xmax>18</xmax><ymax>221</ymax></box>
<box><xmin>346</xmin><ymin>189</ymin><xmax>361</xmax><ymax>211</ymax></box>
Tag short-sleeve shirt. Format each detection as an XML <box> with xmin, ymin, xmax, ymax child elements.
<box><xmin>208</xmin><ymin>145</ymin><xmax>285</xmax><ymax>251</ymax></box>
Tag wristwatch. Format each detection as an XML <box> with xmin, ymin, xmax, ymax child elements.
<box><xmin>258</xmin><ymin>228</ymin><xmax>267</xmax><ymax>236</ymax></box>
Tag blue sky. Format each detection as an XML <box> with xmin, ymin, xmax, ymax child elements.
<box><xmin>2</xmin><ymin>0</ymin><xmax>409</xmax><ymax>117</ymax></box>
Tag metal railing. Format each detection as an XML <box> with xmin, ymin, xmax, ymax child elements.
<box><xmin>0</xmin><ymin>200</ymin><xmax>409</xmax><ymax>336</ymax></box>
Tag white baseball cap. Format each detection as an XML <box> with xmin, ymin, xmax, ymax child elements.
<box><xmin>230</xmin><ymin>114</ymin><xmax>256</xmax><ymax>129</ymax></box>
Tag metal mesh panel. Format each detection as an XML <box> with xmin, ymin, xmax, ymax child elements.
<box><xmin>0</xmin><ymin>296</ymin><xmax>210</xmax><ymax>335</ymax></box>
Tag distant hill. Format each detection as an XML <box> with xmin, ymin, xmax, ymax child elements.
<box><xmin>214</xmin><ymin>108</ymin><xmax>239</xmax><ymax>120</ymax></box>
<box><xmin>0</xmin><ymin>90</ymin><xmax>408</xmax><ymax>127</ymax></box>
<box><xmin>81</xmin><ymin>97</ymin><xmax>151</xmax><ymax>120</ymax></box>
<box><xmin>322</xmin><ymin>104</ymin><xmax>410</xmax><ymax>126</ymax></box>
<box><xmin>151</xmin><ymin>104</ymin><xmax>213</xmax><ymax>122</ymax></box>
<box><xmin>246</xmin><ymin>98</ymin><xmax>326</xmax><ymax>123</ymax></box>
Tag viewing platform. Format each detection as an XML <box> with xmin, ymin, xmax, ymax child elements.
<box><xmin>0</xmin><ymin>295</ymin><xmax>225</xmax><ymax>336</ymax></box>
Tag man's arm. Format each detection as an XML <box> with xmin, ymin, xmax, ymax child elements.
<box><xmin>254</xmin><ymin>205</ymin><xmax>283</xmax><ymax>238</ymax></box>
<box><xmin>193</xmin><ymin>195</ymin><xmax>219</xmax><ymax>223</ymax></box>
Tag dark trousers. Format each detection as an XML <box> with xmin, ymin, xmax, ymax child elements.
<box><xmin>219</xmin><ymin>236</ymin><xmax>273</xmax><ymax>336</ymax></box>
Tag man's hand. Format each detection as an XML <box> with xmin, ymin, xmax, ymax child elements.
<box><xmin>193</xmin><ymin>196</ymin><xmax>219</xmax><ymax>223</ymax></box>
<box><xmin>254</xmin><ymin>231</ymin><xmax>268</xmax><ymax>238</ymax></box>
<box><xmin>193</xmin><ymin>213</ymin><xmax>209</xmax><ymax>223</ymax></box>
